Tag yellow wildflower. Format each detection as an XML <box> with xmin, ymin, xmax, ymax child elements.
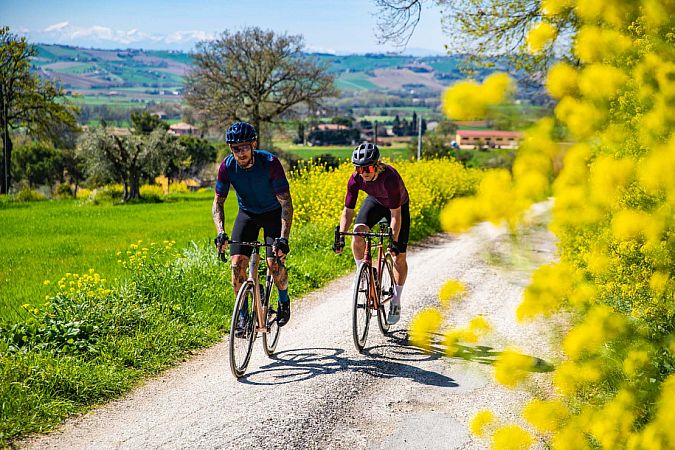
<box><xmin>438</xmin><ymin>279</ymin><xmax>466</xmax><ymax>307</ymax></box>
<box><xmin>546</xmin><ymin>63</ymin><xmax>578</xmax><ymax>99</ymax></box>
<box><xmin>623</xmin><ymin>350</ymin><xmax>650</xmax><ymax>377</ymax></box>
<box><xmin>522</xmin><ymin>399</ymin><xmax>570</xmax><ymax>432</ymax></box>
<box><xmin>491</xmin><ymin>425</ymin><xmax>533</xmax><ymax>450</ymax></box>
<box><xmin>526</xmin><ymin>22</ymin><xmax>557</xmax><ymax>54</ymax></box>
<box><xmin>578</xmin><ymin>64</ymin><xmax>628</xmax><ymax>101</ymax></box>
<box><xmin>470</xmin><ymin>410</ymin><xmax>495</xmax><ymax>437</ymax></box>
<box><xmin>409</xmin><ymin>307</ymin><xmax>443</xmax><ymax>351</ymax></box>
<box><xmin>494</xmin><ymin>348</ymin><xmax>535</xmax><ymax>388</ymax></box>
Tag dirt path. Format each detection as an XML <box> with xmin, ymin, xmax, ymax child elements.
<box><xmin>22</xmin><ymin>203</ymin><xmax>557</xmax><ymax>450</ymax></box>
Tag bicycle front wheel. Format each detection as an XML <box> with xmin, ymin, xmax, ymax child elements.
<box><xmin>263</xmin><ymin>283</ymin><xmax>280</xmax><ymax>356</ymax></box>
<box><xmin>352</xmin><ymin>263</ymin><xmax>371</xmax><ymax>352</ymax></box>
<box><xmin>229</xmin><ymin>281</ymin><xmax>256</xmax><ymax>378</ymax></box>
<box><xmin>377</xmin><ymin>253</ymin><xmax>395</xmax><ymax>335</ymax></box>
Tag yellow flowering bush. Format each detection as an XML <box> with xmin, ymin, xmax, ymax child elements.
<box><xmin>441</xmin><ymin>73</ymin><xmax>515</xmax><ymax>120</ymax></box>
<box><xmin>431</xmin><ymin>1</ymin><xmax>675</xmax><ymax>448</ymax></box>
<box><xmin>289</xmin><ymin>158</ymin><xmax>480</xmax><ymax>241</ymax></box>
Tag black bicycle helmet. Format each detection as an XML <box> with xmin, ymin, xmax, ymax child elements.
<box><xmin>225</xmin><ymin>121</ymin><xmax>257</xmax><ymax>143</ymax></box>
<box><xmin>351</xmin><ymin>142</ymin><xmax>380</xmax><ymax>166</ymax></box>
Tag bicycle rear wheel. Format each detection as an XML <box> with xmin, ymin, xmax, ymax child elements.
<box><xmin>352</xmin><ymin>263</ymin><xmax>371</xmax><ymax>352</ymax></box>
<box><xmin>229</xmin><ymin>281</ymin><xmax>256</xmax><ymax>378</ymax></box>
<box><xmin>263</xmin><ymin>283</ymin><xmax>280</xmax><ymax>356</ymax></box>
<box><xmin>377</xmin><ymin>253</ymin><xmax>395</xmax><ymax>334</ymax></box>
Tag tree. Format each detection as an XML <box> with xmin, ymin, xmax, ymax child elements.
<box><xmin>130</xmin><ymin>111</ymin><xmax>169</xmax><ymax>135</ymax></box>
<box><xmin>0</xmin><ymin>27</ymin><xmax>78</xmax><ymax>194</ymax></box>
<box><xmin>184</xmin><ymin>27</ymin><xmax>338</xmax><ymax>148</ymax></box>
<box><xmin>77</xmin><ymin>127</ymin><xmax>180</xmax><ymax>201</ymax></box>
<box><xmin>11</xmin><ymin>142</ymin><xmax>63</xmax><ymax>189</ymax></box>
<box><xmin>373</xmin><ymin>0</ymin><xmax>577</xmax><ymax>74</ymax></box>
<box><xmin>173</xmin><ymin>135</ymin><xmax>216</xmax><ymax>180</ymax></box>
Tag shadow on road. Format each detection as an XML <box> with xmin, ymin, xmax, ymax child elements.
<box><xmin>239</xmin><ymin>330</ymin><xmax>458</xmax><ymax>388</ymax></box>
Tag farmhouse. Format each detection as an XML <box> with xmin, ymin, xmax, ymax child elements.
<box><xmin>168</xmin><ymin>122</ymin><xmax>200</xmax><ymax>136</ymax></box>
<box><xmin>455</xmin><ymin>130</ymin><xmax>523</xmax><ymax>149</ymax></box>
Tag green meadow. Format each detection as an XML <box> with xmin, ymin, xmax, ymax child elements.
<box><xmin>0</xmin><ymin>191</ymin><xmax>232</xmax><ymax>323</ymax></box>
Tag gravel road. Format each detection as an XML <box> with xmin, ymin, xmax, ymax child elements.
<box><xmin>22</xmin><ymin>203</ymin><xmax>557</xmax><ymax>450</ymax></box>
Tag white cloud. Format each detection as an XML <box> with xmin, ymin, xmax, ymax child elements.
<box><xmin>164</xmin><ymin>30</ymin><xmax>216</xmax><ymax>44</ymax></box>
<box><xmin>39</xmin><ymin>23</ymin><xmax>214</xmax><ymax>48</ymax></box>
<box><xmin>305</xmin><ymin>45</ymin><xmax>336</xmax><ymax>54</ymax></box>
<box><xmin>44</xmin><ymin>21</ymin><xmax>69</xmax><ymax>32</ymax></box>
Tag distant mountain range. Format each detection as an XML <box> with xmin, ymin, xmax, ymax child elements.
<box><xmin>32</xmin><ymin>44</ymin><xmax>503</xmax><ymax>96</ymax></box>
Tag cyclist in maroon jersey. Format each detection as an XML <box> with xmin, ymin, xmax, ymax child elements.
<box><xmin>333</xmin><ymin>142</ymin><xmax>410</xmax><ymax>324</ymax></box>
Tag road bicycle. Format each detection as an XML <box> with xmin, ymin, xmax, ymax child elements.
<box><xmin>219</xmin><ymin>241</ymin><xmax>280</xmax><ymax>378</ymax></box>
<box><xmin>334</xmin><ymin>221</ymin><xmax>396</xmax><ymax>352</ymax></box>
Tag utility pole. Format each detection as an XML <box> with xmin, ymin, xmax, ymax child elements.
<box><xmin>3</xmin><ymin>98</ymin><xmax>7</xmax><ymax>194</ymax></box>
<box><xmin>417</xmin><ymin>114</ymin><xmax>422</xmax><ymax>160</ymax></box>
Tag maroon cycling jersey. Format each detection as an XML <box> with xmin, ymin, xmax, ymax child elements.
<box><xmin>344</xmin><ymin>164</ymin><xmax>409</xmax><ymax>210</ymax></box>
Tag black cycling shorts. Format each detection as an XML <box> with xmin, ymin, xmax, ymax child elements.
<box><xmin>230</xmin><ymin>207</ymin><xmax>282</xmax><ymax>258</ymax></box>
<box><xmin>354</xmin><ymin>196</ymin><xmax>410</xmax><ymax>253</ymax></box>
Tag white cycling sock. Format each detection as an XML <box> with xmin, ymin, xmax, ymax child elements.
<box><xmin>354</xmin><ymin>258</ymin><xmax>364</xmax><ymax>267</ymax></box>
<box><xmin>392</xmin><ymin>284</ymin><xmax>404</xmax><ymax>306</ymax></box>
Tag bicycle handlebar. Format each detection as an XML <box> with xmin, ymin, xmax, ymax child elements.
<box><xmin>333</xmin><ymin>225</ymin><xmax>393</xmax><ymax>252</ymax></box>
<box><xmin>217</xmin><ymin>240</ymin><xmax>271</xmax><ymax>263</ymax></box>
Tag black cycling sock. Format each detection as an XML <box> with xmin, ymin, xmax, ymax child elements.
<box><xmin>278</xmin><ymin>288</ymin><xmax>289</xmax><ymax>303</ymax></box>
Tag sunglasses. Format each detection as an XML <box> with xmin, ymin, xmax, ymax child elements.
<box><xmin>355</xmin><ymin>165</ymin><xmax>376</xmax><ymax>174</ymax></box>
<box><xmin>230</xmin><ymin>143</ymin><xmax>252</xmax><ymax>154</ymax></box>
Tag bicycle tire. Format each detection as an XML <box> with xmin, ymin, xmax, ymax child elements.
<box><xmin>377</xmin><ymin>253</ymin><xmax>395</xmax><ymax>334</ymax></box>
<box><xmin>229</xmin><ymin>281</ymin><xmax>256</xmax><ymax>378</ymax></box>
<box><xmin>352</xmin><ymin>262</ymin><xmax>371</xmax><ymax>352</ymax></box>
<box><xmin>262</xmin><ymin>282</ymin><xmax>280</xmax><ymax>356</ymax></box>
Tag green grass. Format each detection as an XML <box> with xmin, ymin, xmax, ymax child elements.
<box><xmin>0</xmin><ymin>191</ymin><xmax>231</xmax><ymax>323</ymax></box>
<box><xmin>335</xmin><ymin>73</ymin><xmax>378</xmax><ymax>91</ymax></box>
<box><xmin>55</xmin><ymin>63</ymin><xmax>97</xmax><ymax>74</ymax></box>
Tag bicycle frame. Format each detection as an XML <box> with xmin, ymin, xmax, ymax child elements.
<box><xmin>229</xmin><ymin>241</ymin><xmax>275</xmax><ymax>334</ymax></box>
<box><xmin>336</xmin><ymin>225</ymin><xmax>393</xmax><ymax>309</ymax></box>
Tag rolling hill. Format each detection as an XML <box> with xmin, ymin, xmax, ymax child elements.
<box><xmin>33</xmin><ymin>44</ymin><xmax>483</xmax><ymax>98</ymax></box>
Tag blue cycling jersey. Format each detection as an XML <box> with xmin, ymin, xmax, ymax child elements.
<box><xmin>216</xmin><ymin>150</ymin><xmax>290</xmax><ymax>214</ymax></box>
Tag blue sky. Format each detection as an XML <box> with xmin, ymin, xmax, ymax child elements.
<box><xmin>3</xmin><ymin>0</ymin><xmax>449</xmax><ymax>54</ymax></box>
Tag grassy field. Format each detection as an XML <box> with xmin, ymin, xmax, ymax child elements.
<box><xmin>0</xmin><ymin>191</ymin><xmax>233</xmax><ymax>323</ymax></box>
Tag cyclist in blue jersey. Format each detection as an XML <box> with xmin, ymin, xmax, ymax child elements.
<box><xmin>213</xmin><ymin>121</ymin><xmax>294</xmax><ymax>332</ymax></box>
<box><xmin>333</xmin><ymin>142</ymin><xmax>410</xmax><ymax>325</ymax></box>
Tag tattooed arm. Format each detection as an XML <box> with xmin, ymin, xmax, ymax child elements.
<box><xmin>212</xmin><ymin>192</ymin><xmax>227</xmax><ymax>234</ymax></box>
<box><xmin>276</xmin><ymin>191</ymin><xmax>293</xmax><ymax>240</ymax></box>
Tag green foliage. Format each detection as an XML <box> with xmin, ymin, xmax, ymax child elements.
<box><xmin>0</xmin><ymin>27</ymin><xmax>79</xmax><ymax>194</ymax></box>
<box><xmin>130</xmin><ymin>111</ymin><xmax>169</xmax><ymax>135</ymax></box>
<box><xmin>14</xmin><ymin>188</ymin><xmax>47</xmax><ymax>202</ymax></box>
<box><xmin>11</xmin><ymin>143</ymin><xmax>64</xmax><ymax>188</ymax></box>
<box><xmin>76</xmin><ymin>127</ymin><xmax>181</xmax><ymax>201</ymax></box>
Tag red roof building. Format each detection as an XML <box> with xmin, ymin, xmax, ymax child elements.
<box><xmin>455</xmin><ymin>130</ymin><xmax>524</xmax><ymax>149</ymax></box>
